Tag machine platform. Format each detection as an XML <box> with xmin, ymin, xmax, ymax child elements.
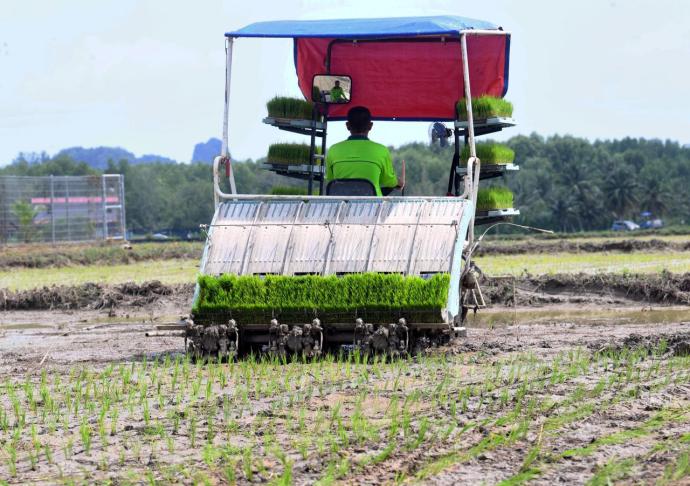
<box><xmin>262</xmin><ymin>117</ymin><xmax>326</xmax><ymax>137</ymax></box>
<box><xmin>454</xmin><ymin>117</ymin><xmax>516</xmax><ymax>136</ymax></box>
<box><xmin>260</xmin><ymin>163</ymin><xmax>324</xmax><ymax>181</ymax></box>
<box><xmin>474</xmin><ymin>207</ymin><xmax>520</xmax><ymax>225</ymax></box>
<box><xmin>457</xmin><ymin>163</ymin><xmax>520</xmax><ymax>181</ymax></box>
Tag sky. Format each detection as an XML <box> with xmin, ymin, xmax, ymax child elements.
<box><xmin>1</xmin><ymin>0</ymin><xmax>689</xmax><ymax>165</ymax></box>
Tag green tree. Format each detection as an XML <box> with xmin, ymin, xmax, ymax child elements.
<box><xmin>11</xmin><ymin>201</ymin><xmax>39</xmax><ymax>243</ymax></box>
<box><xmin>603</xmin><ymin>165</ymin><xmax>640</xmax><ymax>219</ymax></box>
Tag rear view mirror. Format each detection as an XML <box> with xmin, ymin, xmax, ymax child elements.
<box><xmin>312</xmin><ymin>75</ymin><xmax>351</xmax><ymax>104</ymax></box>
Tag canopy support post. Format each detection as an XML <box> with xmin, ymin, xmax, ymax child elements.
<box><xmin>221</xmin><ymin>37</ymin><xmax>237</xmax><ymax>196</ymax></box>
<box><xmin>461</xmin><ymin>32</ymin><xmax>479</xmax><ymax>244</ymax></box>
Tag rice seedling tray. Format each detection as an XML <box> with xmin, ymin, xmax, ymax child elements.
<box><xmin>266</xmin><ymin>143</ymin><xmax>322</xmax><ymax>165</ymax></box>
<box><xmin>454</xmin><ymin>117</ymin><xmax>516</xmax><ymax>136</ymax></box>
<box><xmin>192</xmin><ymin>273</ymin><xmax>450</xmax><ymax>325</ymax></box>
<box><xmin>266</xmin><ymin>96</ymin><xmax>315</xmax><ymax>120</ymax></box>
<box><xmin>457</xmin><ymin>96</ymin><xmax>514</xmax><ymax>120</ymax></box>
<box><xmin>461</xmin><ymin>143</ymin><xmax>515</xmax><ymax>165</ymax></box>
<box><xmin>476</xmin><ymin>186</ymin><xmax>514</xmax><ymax>211</ymax></box>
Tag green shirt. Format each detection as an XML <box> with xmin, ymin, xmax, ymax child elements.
<box><xmin>330</xmin><ymin>86</ymin><xmax>345</xmax><ymax>101</ymax></box>
<box><xmin>325</xmin><ymin>136</ymin><xmax>398</xmax><ymax>196</ymax></box>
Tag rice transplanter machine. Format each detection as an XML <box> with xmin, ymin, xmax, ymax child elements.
<box><xmin>186</xmin><ymin>16</ymin><xmax>517</xmax><ymax>357</ymax></box>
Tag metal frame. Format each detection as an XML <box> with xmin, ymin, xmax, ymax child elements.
<box><xmin>216</xmin><ymin>28</ymin><xmax>513</xmax><ymax>205</ymax></box>
<box><xmin>0</xmin><ymin>174</ymin><xmax>126</xmax><ymax>244</ymax></box>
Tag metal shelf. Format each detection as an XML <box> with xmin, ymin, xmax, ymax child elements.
<box><xmin>454</xmin><ymin>117</ymin><xmax>516</xmax><ymax>136</ymax></box>
<box><xmin>457</xmin><ymin>163</ymin><xmax>519</xmax><ymax>181</ymax></box>
<box><xmin>262</xmin><ymin>117</ymin><xmax>326</xmax><ymax>137</ymax></box>
<box><xmin>474</xmin><ymin>208</ymin><xmax>520</xmax><ymax>226</ymax></box>
<box><xmin>260</xmin><ymin>163</ymin><xmax>324</xmax><ymax>181</ymax></box>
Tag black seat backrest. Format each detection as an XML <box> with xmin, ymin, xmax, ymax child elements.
<box><xmin>325</xmin><ymin>179</ymin><xmax>377</xmax><ymax>196</ymax></box>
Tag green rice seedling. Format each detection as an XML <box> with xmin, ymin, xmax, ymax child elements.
<box><xmin>0</xmin><ymin>407</ymin><xmax>8</xmax><ymax>432</ymax></box>
<box><xmin>223</xmin><ymin>458</ymin><xmax>238</xmax><ymax>483</ymax></box>
<box><xmin>266</xmin><ymin>143</ymin><xmax>321</xmax><ymax>165</ymax></box>
<box><xmin>44</xmin><ymin>443</ymin><xmax>53</xmax><ymax>464</ymax></box>
<box><xmin>79</xmin><ymin>418</ymin><xmax>92</xmax><ymax>455</ymax></box>
<box><xmin>190</xmin><ymin>415</ymin><xmax>198</xmax><ymax>448</ymax></box>
<box><xmin>206</xmin><ymin>412</ymin><xmax>216</xmax><ymax>443</ymax></box>
<box><xmin>457</xmin><ymin>95</ymin><xmax>513</xmax><ymax>121</ymax></box>
<box><xmin>461</xmin><ymin>143</ymin><xmax>515</xmax><ymax>165</ymax></box>
<box><xmin>407</xmin><ymin>417</ymin><xmax>429</xmax><ymax>451</ymax></box>
<box><xmin>242</xmin><ymin>447</ymin><xmax>254</xmax><ymax>482</ymax></box>
<box><xmin>266</xmin><ymin>96</ymin><xmax>314</xmax><ymax>120</ymax></box>
<box><xmin>5</xmin><ymin>442</ymin><xmax>17</xmax><ymax>477</ymax></box>
<box><xmin>110</xmin><ymin>407</ymin><xmax>119</xmax><ymax>436</ymax></box>
<box><xmin>28</xmin><ymin>447</ymin><xmax>38</xmax><ymax>471</ymax></box>
<box><xmin>205</xmin><ymin>379</ymin><xmax>213</xmax><ymax>402</ymax></box>
<box><xmin>193</xmin><ymin>272</ymin><xmax>450</xmax><ymax>324</ymax></box>
<box><xmin>476</xmin><ymin>186</ymin><xmax>514</xmax><ymax>211</ymax></box>
<box><xmin>143</xmin><ymin>399</ymin><xmax>151</xmax><ymax>427</ymax></box>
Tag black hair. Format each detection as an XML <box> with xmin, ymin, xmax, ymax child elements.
<box><xmin>347</xmin><ymin>106</ymin><xmax>371</xmax><ymax>132</ymax></box>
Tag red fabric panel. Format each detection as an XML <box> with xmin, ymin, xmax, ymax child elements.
<box><xmin>296</xmin><ymin>36</ymin><xmax>507</xmax><ymax>120</ymax></box>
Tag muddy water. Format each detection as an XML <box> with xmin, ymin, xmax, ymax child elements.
<box><xmin>466</xmin><ymin>306</ymin><xmax>690</xmax><ymax>328</ymax></box>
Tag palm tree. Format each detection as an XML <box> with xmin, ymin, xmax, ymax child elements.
<box><xmin>549</xmin><ymin>195</ymin><xmax>581</xmax><ymax>232</ymax></box>
<box><xmin>603</xmin><ymin>168</ymin><xmax>640</xmax><ymax>219</ymax></box>
<box><xmin>638</xmin><ymin>178</ymin><xmax>671</xmax><ymax>216</ymax></box>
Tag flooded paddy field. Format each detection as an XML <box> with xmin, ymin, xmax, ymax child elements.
<box><xmin>1</xmin><ymin>239</ymin><xmax>689</xmax><ymax>484</ymax></box>
<box><xmin>0</xmin><ymin>283</ymin><xmax>689</xmax><ymax>484</ymax></box>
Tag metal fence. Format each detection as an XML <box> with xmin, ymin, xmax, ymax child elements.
<box><xmin>0</xmin><ymin>175</ymin><xmax>126</xmax><ymax>244</ymax></box>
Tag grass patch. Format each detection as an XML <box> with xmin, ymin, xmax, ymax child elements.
<box><xmin>457</xmin><ymin>96</ymin><xmax>513</xmax><ymax>121</ymax></box>
<box><xmin>192</xmin><ymin>273</ymin><xmax>450</xmax><ymax>324</ymax></box>
<box><xmin>0</xmin><ymin>242</ymin><xmax>203</xmax><ymax>270</ymax></box>
<box><xmin>475</xmin><ymin>251</ymin><xmax>690</xmax><ymax>276</ymax></box>
<box><xmin>267</xmin><ymin>143</ymin><xmax>321</xmax><ymax>165</ymax></box>
<box><xmin>461</xmin><ymin>143</ymin><xmax>515</xmax><ymax>165</ymax></box>
<box><xmin>476</xmin><ymin>186</ymin><xmax>514</xmax><ymax>211</ymax></box>
<box><xmin>266</xmin><ymin>96</ymin><xmax>314</xmax><ymax>119</ymax></box>
<box><xmin>0</xmin><ymin>259</ymin><xmax>198</xmax><ymax>291</ymax></box>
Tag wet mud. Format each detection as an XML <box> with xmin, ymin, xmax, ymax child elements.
<box><xmin>484</xmin><ymin>272</ymin><xmax>690</xmax><ymax>307</ymax></box>
<box><xmin>1</xmin><ymin>300</ymin><xmax>689</xmax><ymax>484</ymax></box>
<box><xmin>0</xmin><ymin>281</ymin><xmax>193</xmax><ymax>311</ymax></box>
<box><xmin>1</xmin><ymin>275</ymin><xmax>689</xmax><ymax>484</ymax></box>
<box><xmin>477</xmin><ymin>238</ymin><xmax>690</xmax><ymax>255</ymax></box>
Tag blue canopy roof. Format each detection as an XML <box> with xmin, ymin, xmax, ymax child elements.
<box><xmin>226</xmin><ymin>16</ymin><xmax>501</xmax><ymax>39</ymax></box>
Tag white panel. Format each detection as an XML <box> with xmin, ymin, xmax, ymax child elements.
<box><xmin>202</xmin><ymin>197</ymin><xmax>470</xmax><ymax>277</ymax></box>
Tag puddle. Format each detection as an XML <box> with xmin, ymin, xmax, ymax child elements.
<box><xmin>467</xmin><ymin>307</ymin><xmax>690</xmax><ymax>328</ymax></box>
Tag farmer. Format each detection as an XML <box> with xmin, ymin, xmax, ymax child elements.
<box><xmin>325</xmin><ymin>106</ymin><xmax>404</xmax><ymax>196</ymax></box>
<box><xmin>329</xmin><ymin>80</ymin><xmax>347</xmax><ymax>102</ymax></box>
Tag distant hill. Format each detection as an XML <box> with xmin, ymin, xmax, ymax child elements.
<box><xmin>56</xmin><ymin>146</ymin><xmax>176</xmax><ymax>170</ymax></box>
<box><xmin>191</xmin><ymin>138</ymin><xmax>222</xmax><ymax>164</ymax></box>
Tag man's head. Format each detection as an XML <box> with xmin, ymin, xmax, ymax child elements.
<box><xmin>346</xmin><ymin>106</ymin><xmax>373</xmax><ymax>135</ymax></box>
<box><xmin>334</xmin><ymin>80</ymin><xmax>340</xmax><ymax>87</ymax></box>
